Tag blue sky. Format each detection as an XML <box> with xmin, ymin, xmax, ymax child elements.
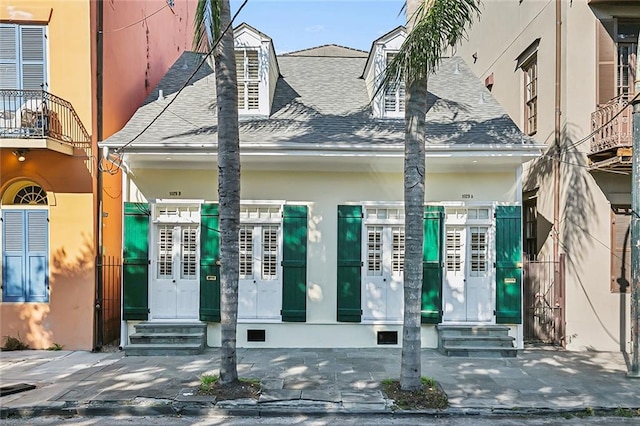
<box><xmin>231</xmin><ymin>0</ymin><xmax>405</xmax><ymax>54</ymax></box>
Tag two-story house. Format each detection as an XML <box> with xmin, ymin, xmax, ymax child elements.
<box><xmin>456</xmin><ymin>0</ymin><xmax>639</xmax><ymax>352</ymax></box>
<box><xmin>0</xmin><ymin>0</ymin><xmax>195</xmax><ymax>350</ymax></box>
<box><xmin>101</xmin><ymin>24</ymin><xmax>543</xmax><ymax>356</ymax></box>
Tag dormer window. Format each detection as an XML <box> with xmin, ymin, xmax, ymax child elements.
<box><xmin>235</xmin><ymin>48</ymin><xmax>259</xmax><ymax>111</ymax></box>
<box><xmin>383</xmin><ymin>52</ymin><xmax>405</xmax><ymax>117</ymax></box>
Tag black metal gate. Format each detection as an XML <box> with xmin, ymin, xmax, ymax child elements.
<box><xmin>523</xmin><ymin>254</ymin><xmax>565</xmax><ymax>345</ymax></box>
<box><xmin>96</xmin><ymin>256</ymin><xmax>122</xmax><ymax>348</ymax></box>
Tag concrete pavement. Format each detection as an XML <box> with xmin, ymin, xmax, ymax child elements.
<box><xmin>1</xmin><ymin>347</ymin><xmax>639</xmax><ymax>419</ymax></box>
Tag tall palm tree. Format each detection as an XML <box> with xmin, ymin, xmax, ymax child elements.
<box><xmin>194</xmin><ymin>0</ymin><xmax>241</xmax><ymax>384</ymax></box>
<box><xmin>381</xmin><ymin>0</ymin><xmax>480</xmax><ymax>391</ymax></box>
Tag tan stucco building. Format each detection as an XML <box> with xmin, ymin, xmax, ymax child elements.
<box><xmin>456</xmin><ymin>0</ymin><xmax>639</xmax><ymax>351</ymax></box>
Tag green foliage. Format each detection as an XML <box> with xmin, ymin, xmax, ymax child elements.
<box><xmin>381</xmin><ymin>377</ymin><xmax>448</xmax><ymax>410</ymax></box>
<box><xmin>613</xmin><ymin>407</ymin><xmax>635</xmax><ymax>418</ymax></box>
<box><xmin>576</xmin><ymin>407</ymin><xmax>595</xmax><ymax>418</ymax></box>
<box><xmin>377</xmin><ymin>0</ymin><xmax>481</xmax><ymax>97</ymax></box>
<box><xmin>2</xmin><ymin>334</ymin><xmax>29</xmax><ymax>351</ymax></box>
<box><xmin>46</xmin><ymin>343</ymin><xmax>64</xmax><ymax>351</ymax></box>
<box><xmin>421</xmin><ymin>376</ymin><xmax>437</xmax><ymax>387</ymax></box>
<box><xmin>200</xmin><ymin>374</ymin><xmax>219</xmax><ymax>392</ymax></box>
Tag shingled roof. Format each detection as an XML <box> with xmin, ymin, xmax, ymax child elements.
<box><xmin>102</xmin><ymin>49</ymin><xmax>537</xmax><ymax>153</ymax></box>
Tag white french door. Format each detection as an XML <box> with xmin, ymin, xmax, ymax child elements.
<box><xmin>443</xmin><ymin>208</ymin><xmax>493</xmax><ymax>323</ymax></box>
<box><xmin>238</xmin><ymin>223</ymin><xmax>281</xmax><ymax>320</ymax></box>
<box><xmin>362</xmin><ymin>224</ymin><xmax>404</xmax><ymax>322</ymax></box>
<box><xmin>151</xmin><ymin>223</ymin><xmax>199</xmax><ymax>319</ymax></box>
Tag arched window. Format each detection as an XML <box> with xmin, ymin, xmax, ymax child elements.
<box><xmin>13</xmin><ymin>185</ymin><xmax>48</xmax><ymax>205</ymax></box>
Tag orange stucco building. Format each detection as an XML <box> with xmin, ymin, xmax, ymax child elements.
<box><xmin>0</xmin><ymin>0</ymin><xmax>195</xmax><ymax>350</ymax></box>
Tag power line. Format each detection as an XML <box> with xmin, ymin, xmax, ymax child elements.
<box><xmin>101</xmin><ymin>4</ymin><xmax>169</xmax><ymax>34</ymax></box>
<box><xmin>115</xmin><ymin>0</ymin><xmax>249</xmax><ymax>154</ymax></box>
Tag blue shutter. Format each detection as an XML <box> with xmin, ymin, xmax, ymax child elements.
<box><xmin>0</xmin><ymin>25</ymin><xmax>19</xmax><ymax>90</ymax></box>
<box><xmin>2</xmin><ymin>210</ymin><xmax>26</xmax><ymax>302</ymax></box>
<box><xmin>19</xmin><ymin>26</ymin><xmax>47</xmax><ymax>90</ymax></box>
<box><xmin>0</xmin><ymin>24</ymin><xmax>46</xmax><ymax>91</ymax></box>
<box><xmin>25</xmin><ymin>210</ymin><xmax>48</xmax><ymax>302</ymax></box>
<box><xmin>2</xmin><ymin>209</ymin><xmax>48</xmax><ymax>302</ymax></box>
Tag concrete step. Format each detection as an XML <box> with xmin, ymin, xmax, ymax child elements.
<box><xmin>129</xmin><ymin>332</ymin><xmax>204</xmax><ymax>345</ymax></box>
<box><xmin>133</xmin><ymin>322</ymin><xmax>206</xmax><ymax>335</ymax></box>
<box><xmin>124</xmin><ymin>343</ymin><xmax>205</xmax><ymax>356</ymax></box>
<box><xmin>441</xmin><ymin>345</ymin><xmax>518</xmax><ymax>358</ymax></box>
<box><xmin>437</xmin><ymin>324</ymin><xmax>511</xmax><ymax>337</ymax></box>
<box><xmin>441</xmin><ymin>335</ymin><xmax>515</xmax><ymax>348</ymax></box>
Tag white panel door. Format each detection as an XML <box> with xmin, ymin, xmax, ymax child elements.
<box><xmin>152</xmin><ymin>224</ymin><xmax>199</xmax><ymax>320</ymax></box>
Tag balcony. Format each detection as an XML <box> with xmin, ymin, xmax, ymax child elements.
<box><xmin>588</xmin><ymin>96</ymin><xmax>633</xmax><ymax>171</ymax></box>
<box><xmin>0</xmin><ymin>89</ymin><xmax>91</xmax><ymax>156</ymax></box>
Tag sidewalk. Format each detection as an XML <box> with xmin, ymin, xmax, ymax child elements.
<box><xmin>1</xmin><ymin>347</ymin><xmax>639</xmax><ymax>418</ymax></box>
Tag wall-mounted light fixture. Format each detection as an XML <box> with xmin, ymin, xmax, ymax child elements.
<box><xmin>13</xmin><ymin>149</ymin><xmax>27</xmax><ymax>162</ymax></box>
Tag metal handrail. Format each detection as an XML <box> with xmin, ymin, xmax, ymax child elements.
<box><xmin>590</xmin><ymin>96</ymin><xmax>633</xmax><ymax>155</ymax></box>
<box><xmin>0</xmin><ymin>88</ymin><xmax>91</xmax><ymax>145</ymax></box>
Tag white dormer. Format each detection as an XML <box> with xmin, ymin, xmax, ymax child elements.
<box><xmin>234</xmin><ymin>23</ymin><xmax>279</xmax><ymax>117</ymax></box>
<box><xmin>362</xmin><ymin>26</ymin><xmax>407</xmax><ymax>119</ymax></box>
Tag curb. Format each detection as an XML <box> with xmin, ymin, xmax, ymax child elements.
<box><xmin>2</xmin><ymin>401</ymin><xmax>640</xmax><ymax>420</ymax></box>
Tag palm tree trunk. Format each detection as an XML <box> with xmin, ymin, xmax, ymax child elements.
<box><xmin>401</xmin><ymin>77</ymin><xmax>427</xmax><ymax>391</ymax></box>
<box><xmin>215</xmin><ymin>0</ymin><xmax>240</xmax><ymax>385</ymax></box>
<box><xmin>400</xmin><ymin>0</ymin><xmax>427</xmax><ymax>392</ymax></box>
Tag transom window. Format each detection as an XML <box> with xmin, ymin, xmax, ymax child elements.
<box><xmin>235</xmin><ymin>48</ymin><xmax>259</xmax><ymax>111</ymax></box>
<box><xmin>523</xmin><ymin>56</ymin><xmax>537</xmax><ymax>135</ymax></box>
<box><xmin>13</xmin><ymin>184</ymin><xmax>47</xmax><ymax>205</ymax></box>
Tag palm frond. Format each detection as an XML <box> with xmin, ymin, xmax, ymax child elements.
<box><xmin>377</xmin><ymin>0</ymin><xmax>481</xmax><ymax>96</ymax></box>
<box><xmin>193</xmin><ymin>0</ymin><xmax>221</xmax><ymax>51</ymax></box>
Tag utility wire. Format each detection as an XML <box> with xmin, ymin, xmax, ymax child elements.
<box><xmin>115</xmin><ymin>0</ymin><xmax>249</xmax><ymax>154</ymax></box>
<box><xmin>101</xmin><ymin>4</ymin><xmax>169</xmax><ymax>33</ymax></box>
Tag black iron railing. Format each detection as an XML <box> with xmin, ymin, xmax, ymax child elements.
<box><xmin>0</xmin><ymin>89</ymin><xmax>91</xmax><ymax>145</ymax></box>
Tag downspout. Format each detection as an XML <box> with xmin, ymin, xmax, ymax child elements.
<box><xmin>94</xmin><ymin>0</ymin><xmax>104</xmax><ymax>351</ymax></box>
<box><xmin>553</xmin><ymin>0</ymin><xmax>564</xmax><ymax>347</ymax></box>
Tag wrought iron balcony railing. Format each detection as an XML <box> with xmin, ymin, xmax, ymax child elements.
<box><xmin>0</xmin><ymin>89</ymin><xmax>91</xmax><ymax>145</ymax></box>
<box><xmin>589</xmin><ymin>96</ymin><xmax>633</xmax><ymax>170</ymax></box>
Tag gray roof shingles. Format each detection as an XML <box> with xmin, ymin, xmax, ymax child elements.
<box><xmin>103</xmin><ymin>50</ymin><xmax>536</xmax><ymax>151</ymax></box>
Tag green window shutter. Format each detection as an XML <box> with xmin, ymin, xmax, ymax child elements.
<box><xmin>337</xmin><ymin>205</ymin><xmax>362</xmax><ymax>322</ymax></box>
<box><xmin>123</xmin><ymin>202</ymin><xmax>149</xmax><ymax>320</ymax></box>
<box><xmin>422</xmin><ymin>205</ymin><xmax>444</xmax><ymax>324</ymax></box>
<box><xmin>200</xmin><ymin>203</ymin><xmax>221</xmax><ymax>322</ymax></box>
<box><xmin>281</xmin><ymin>205</ymin><xmax>307</xmax><ymax>322</ymax></box>
<box><xmin>495</xmin><ymin>205</ymin><xmax>523</xmax><ymax>324</ymax></box>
